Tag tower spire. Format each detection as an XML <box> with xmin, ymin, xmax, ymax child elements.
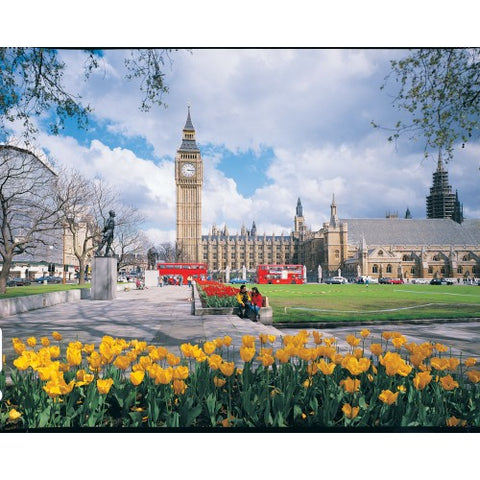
<box><xmin>330</xmin><ymin>193</ymin><xmax>339</xmax><ymax>227</ymax></box>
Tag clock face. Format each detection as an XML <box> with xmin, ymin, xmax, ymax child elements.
<box><xmin>181</xmin><ymin>162</ymin><xmax>196</xmax><ymax>177</ymax></box>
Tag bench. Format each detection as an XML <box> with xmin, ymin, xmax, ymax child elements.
<box><xmin>234</xmin><ymin>296</ymin><xmax>272</xmax><ymax>324</ymax></box>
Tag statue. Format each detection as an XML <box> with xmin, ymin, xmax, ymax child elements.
<box><xmin>147</xmin><ymin>247</ymin><xmax>158</xmax><ymax>270</ymax></box>
<box><xmin>95</xmin><ymin>210</ymin><xmax>116</xmax><ymax>256</ymax></box>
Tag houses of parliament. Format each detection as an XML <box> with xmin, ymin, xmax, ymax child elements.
<box><xmin>175</xmin><ymin>109</ymin><xmax>480</xmax><ymax>281</ymax></box>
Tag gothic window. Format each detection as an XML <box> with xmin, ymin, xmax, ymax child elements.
<box><xmin>410</xmin><ymin>267</ymin><xmax>415</xmax><ymax>274</ymax></box>
<box><xmin>457</xmin><ymin>266</ymin><xmax>463</xmax><ymax>274</ymax></box>
<box><xmin>402</xmin><ymin>255</ymin><xmax>409</xmax><ymax>261</ymax></box>
<box><xmin>433</xmin><ymin>255</ymin><xmax>439</xmax><ymax>261</ymax></box>
<box><xmin>378</xmin><ymin>250</ymin><xmax>384</xmax><ymax>256</ymax></box>
<box><xmin>462</xmin><ymin>255</ymin><xmax>469</xmax><ymax>261</ymax></box>
<box><xmin>335</xmin><ymin>249</ymin><xmax>340</xmax><ymax>259</ymax></box>
<box><xmin>441</xmin><ymin>267</ymin><xmax>446</xmax><ymax>274</ymax></box>
<box><xmin>372</xmin><ymin>264</ymin><xmax>378</xmax><ymax>273</ymax></box>
<box><xmin>428</xmin><ymin>266</ymin><xmax>433</xmax><ymax>274</ymax></box>
<box><xmin>386</xmin><ymin>264</ymin><xmax>392</xmax><ymax>273</ymax></box>
<box><xmin>473</xmin><ymin>266</ymin><xmax>477</xmax><ymax>274</ymax></box>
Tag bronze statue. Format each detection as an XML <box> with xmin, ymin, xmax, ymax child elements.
<box><xmin>95</xmin><ymin>210</ymin><xmax>116</xmax><ymax>256</ymax></box>
<box><xmin>147</xmin><ymin>247</ymin><xmax>158</xmax><ymax>270</ymax></box>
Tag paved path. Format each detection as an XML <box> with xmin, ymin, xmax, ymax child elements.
<box><xmin>2</xmin><ymin>285</ymin><xmax>480</xmax><ymax>366</ymax></box>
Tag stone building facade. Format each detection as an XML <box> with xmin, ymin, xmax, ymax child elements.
<box><xmin>175</xmin><ymin>110</ymin><xmax>480</xmax><ymax>281</ymax></box>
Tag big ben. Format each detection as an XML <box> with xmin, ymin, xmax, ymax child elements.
<box><xmin>175</xmin><ymin>106</ymin><xmax>203</xmax><ymax>262</ymax></box>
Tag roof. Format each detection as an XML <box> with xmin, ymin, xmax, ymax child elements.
<box><xmin>343</xmin><ymin>218</ymin><xmax>479</xmax><ymax>247</ymax></box>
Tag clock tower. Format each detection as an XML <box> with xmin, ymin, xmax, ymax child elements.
<box><xmin>175</xmin><ymin>107</ymin><xmax>203</xmax><ymax>262</ymax></box>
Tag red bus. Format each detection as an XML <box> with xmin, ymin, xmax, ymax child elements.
<box><xmin>256</xmin><ymin>264</ymin><xmax>305</xmax><ymax>284</ymax></box>
<box><xmin>157</xmin><ymin>262</ymin><xmax>208</xmax><ymax>284</ymax></box>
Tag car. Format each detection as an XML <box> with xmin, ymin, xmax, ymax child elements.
<box><xmin>325</xmin><ymin>276</ymin><xmax>348</xmax><ymax>284</ymax></box>
<box><xmin>36</xmin><ymin>276</ymin><xmax>62</xmax><ymax>284</ymax></box>
<box><xmin>230</xmin><ymin>278</ymin><xmax>247</xmax><ymax>284</ymax></box>
<box><xmin>7</xmin><ymin>277</ymin><xmax>31</xmax><ymax>286</ymax></box>
<box><xmin>430</xmin><ymin>278</ymin><xmax>453</xmax><ymax>285</ymax></box>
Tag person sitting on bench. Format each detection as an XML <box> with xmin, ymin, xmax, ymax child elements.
<box><xmin>235</xmin><ymin>285</ymin><xmax>252</xmax><ymax>319</ymax></box>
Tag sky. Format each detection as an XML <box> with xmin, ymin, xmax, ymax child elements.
<box><xmin>4</xmin><ymin>48</ymin><xmax>480</xmax><ymax>246</ymax></box>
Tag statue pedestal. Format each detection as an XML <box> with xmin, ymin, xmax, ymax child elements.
<box><xmin>144</xmin><ymin>269</ymin><xmax>158</xmax><ymax>287</ymax></box>
<box><xmin>91</xmin><ymin>256</ymin><xmax>118</xmax><ymax>300</ymax></box>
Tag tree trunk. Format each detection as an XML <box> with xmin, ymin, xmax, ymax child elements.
<box><xmin>0</xmin><ymin>257</ymin><xmax>13</xmax><ymax>294</ymax></box>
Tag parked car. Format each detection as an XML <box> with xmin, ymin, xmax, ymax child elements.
<box><xmin>7</xmin><ymin>277</ymin><xmax>32</xmax><ymax>286</ymax></box>
<box><xmin>325</xmin><ymin>276</ymin><xmax>348</xmax><ymax>284</ymax></box>
<box><xmin>412</xmin><ymin>279</ymin><xmax>429</xmax><ymax>284</ymax></box>
<box><xmin>430</xmin><ymin>278</ymin><xmax>453</xmax><ymax>285</ymax></box>
<box><xmin>36</xmin><ymin>276</ymin><xmax>62</xmax><ymax>284</ymax></box>
<box><xmin>230</xmin><ymin>278</ymin><xmax>247</xmax><ymax>284</ymax></box>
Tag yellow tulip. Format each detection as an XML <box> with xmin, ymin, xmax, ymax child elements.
<box><xmin>448</xmin><ymin>358</ymin><xmax>460</xmax><ymax>371</ymax></box>
<box><xmin>12</xmin><ymin>339</ymin><xmax>26</xmax><ymax>355</ymax></box>
<box><xmin>382</xmin><ymin>331</ymin><xmax>394</xmax><ymax>341</ymax></box>
<box><xmin>203</xmin><ymin>341</ymin><xmax>216</xmax><ymax>355</ymax></box>
<box><xmin>370</xmin><ymin>343</ymin><xmax>383</xmax><ymax>357</ymax></box>
<box><xmin>96</xmin><ymin>378</ymin><xmax>114</xmax><ymax>394</ymax></box>
<box><xmin>172</xmin><ymin>379</ymin><xmax>187</xmax><ymax>395</ymax></box>
<box><xmin>66</xmin><ymin>346</ymin><xmax>82</xmax><ymax>367</ymax></box>
<box><xmin>219</xmin><ymin>362</ymin><xmax>235</xmax><ymax>377</ymax></box>
<box><xmin>434</xmin><ymin>343</ymin><xmax>449</xmax><ymax>353</ymax></box>
<box><xmin>268</xmin><ymin>335</ymin><xmax>276</xmax><ymax>344</ymax></box>
<box><xmin>223</xmin><ymin>335</ymin><xmax>232</xmax><ymax>347</ymax></box>
<box><xmin>392</xmin><ymin>336</ymin><xmax>407</xmax><ymax>349</ymax></box>
<box><xmin>312</xmin><ymin>331</ymin><xmax>323</xmax><ymax>344</ymax></box>
<box><xmin>208</xmin><ymin>354</ymin><xmax>223</xmax><ymax>370</ymax></box>
<box><xmin>467</xmin><ymin>370</ymin><xmax>480</xmax><ymax>383</ymax></box>
<box><xmin>52</xmin><ymin>331</ymin><xmax>62</xmax><ymax>341</ymax></box>
<box><xmin>13</xmin><ymin>354</ymin><xmax>31</xmax><ymax>371</ymax></box>
<box><xmin>130</xmin><ymin>370</ymin><xmax>145</xmax><ymax>386</ymax></box>
<box><xmin>380</xmin><ymin>351</ymin><xmax>412</xmax><ymax>377</ymax></box>
<box><xmin>87</xmin><ymin>351</ymin><xmax>102</xmax><ymax>372</ymax></box>
<box><xmin>240</xmin><ymin>346</ymin><xmax>256</xmax><ymax>363</ymax></box>
<box><xmin>275</xmin><ymin>348</ymin><xmax>291</xmax><ymax>364</ymax></box>
<box><xmin>155</xmin><ymin>367</ymin><xmax>173</xmax><ymax>385</ymax></box>
<box><xmin>340</xmin><ymin>377</ymin><xmax>361</xmax><ymax>393</ymax></box>
<box><xmin>166</xmin><ymin>353</ymin><xmax>180</xmax><ymax>366</ymax></box>
<box><xmin>439</xmin><ymin>374</ymin><xmax>459</xmax><ymax>391</ymax></box>
<box><xmin>342</xmin><ymin>403</ymin><xmax>359</xmax><ymax>419</ymax></box>
<box><xmin>40</xmin><ymin>337</ymin><xmax>50</xmax><ymax>347</ymax></box>
<box><xmin>360</xmin><ymin>329</ymin><xmax>370</xmax><ymax>338</ymax></box>
<box><xmin>180</xmin><ymin>343</ymin><xmax>195</xmax><ymax>358</ymax></box>
<box><xmin>430</xmin><ymin>357</ymin><xmax>450</xmax><ymax>371</ymax></box>
<box><xmin>378</xmin><ymin>389</ymin><xmax>399</xmax><ymax>405</ymax></box>
<box><xmin>214</xmin><ymin>376</ymin><xmax>226</xmax><ymax>388</ymax></box>
<box><xmin>413</xmin><ymin>371</ymin><xmax>433</xmax><ymax>390</ymax></box>
<box><xmin>465</xmin><ymin>357</ymin><xmax>477</xmax><ymax>368</ymax></box>
<box><xmin>242</xmin><ymin>335</ymin><xmax>256</xmax><ymax>348</ymax></box>
<box><xmin>113</xmin><ymin>355</ymin><xmax>131</xmax><ymax>370</ymax></box>
<box><xmin>8</xmin><ymin>409</ymin><xmax>22</xmax><ymax>421</ymax></box>
<box><xmin>342</xmin><ymin>356</ymin><xmax>371</xmax><ymax>376</ymax></box>
<box><xmin>346</xmin><ymin>334</ymin><xmax>360</xmax><ymax>347</ymax></box>
<box><xmin>259</xmin><ymin>353</ymin><xmax>275</xmax><ymax>368</ymax></box>
<box><xmin>317</xmin><ymin>359</ymin><xmax>336</xmax><ymax>375</ymax></box>
<box><xmin>76</xmin><ymin>369</ymin><xmax>94</xmax><ymax>386</ymax></box>
<box><xmin>172</xmin><ymin>365</ymin><xmax>189</xmax><ymax>380</ymax></box>
<box><xmin>446</xmin><ymin>416</ymin><xmax>467</xmax><ymax>427</ymax></box>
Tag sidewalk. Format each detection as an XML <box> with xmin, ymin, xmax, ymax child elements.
<box><xmin>0</xmin><ymin>285</ymin><xmax>283</xmax><ymax>366</ymax></box>
<box><xmin>1</xmin><ymin>284</ymin><xmax>480</xmax><ymax>366</ymax></box>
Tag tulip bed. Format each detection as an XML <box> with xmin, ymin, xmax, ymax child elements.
<box><xmin>1</xmin><ymin>330</ymin><xmax>480</xmax><ymax>429</ymax></box>
<box><xmin>196</xmin><ymin>279</ymin><xmax>240</xmax><ymax>308</ymax></box>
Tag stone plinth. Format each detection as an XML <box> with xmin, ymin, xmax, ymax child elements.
<box><xmin>91</xmin><ymin>256</ymin><xmax>117</xmax><ymax>300</ymax></box>
<box><xmin>144</xmin><ymin>269</ymin><xmax>159</xmax><ymax>288</ymax></box>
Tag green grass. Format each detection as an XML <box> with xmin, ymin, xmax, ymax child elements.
<box><xmin>252</xmin><ymin>283</ymin><xmax>480</xmax><ymax>324</ymax></box>
<box><xmin>0</xmin><ymin>283</ymin><xmax>91</xmax><ymax>299</ymax></box>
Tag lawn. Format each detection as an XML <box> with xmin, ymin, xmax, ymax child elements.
<box><xmin>0</xmin><ymin>283</ymin><xmax>91</xmax><ymax>299</ymax></box>
<box><xmin>254</xmin><ymin>283</ymin><xmax>480</xmax><ymax>324</ymax></box>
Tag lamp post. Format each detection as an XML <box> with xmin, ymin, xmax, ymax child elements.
<box><xmin>63</xmin><ymin>226</ymin><xmax>66</xmax><ymax>284</ymax></box>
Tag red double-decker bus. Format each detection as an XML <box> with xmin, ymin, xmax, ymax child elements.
<box><xmin>256</xmin><ymin>264</ymin><xmax>305</xmax><ymax>284</ymax></box>
<box><xmin>157</xmin><ymin>262</ymin><xmax>208</xmax><ymax>284</ymax></box>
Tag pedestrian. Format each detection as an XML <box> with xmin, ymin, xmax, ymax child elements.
<box><xmin>236</xmin><ymin>284</ymin><xmax>252</xmax><ymax>319</ymax></box>
<box><xmin>187</xmin><ymin>275</ymin><xmax>192</xmax><ymax>287</ymax></box>
<box><xmin>250</xmin><ymin>286</ymin><xmax>263</xmax><ymax>322</ymax></box>
<box><xmin>157</xmin><ymin>276</ymin><xmax>163</xmax><ymax>287</ymax></box>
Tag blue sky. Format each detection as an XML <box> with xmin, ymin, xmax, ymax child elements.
<box><xmin>3</xmin><ymin>48</ymin><xmax>480</xmax><ymax>245</ymax></box>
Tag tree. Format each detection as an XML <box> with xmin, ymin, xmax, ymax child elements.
<box><xmin>112</xmin><ymin>204</ymin><xmax>147</xmax><ymax>272</ymax></box>
<box><xmin>374</xmin><ymin>48</ymin><xmax>480</xmax><ymax>162</ymax></box>
<box><xmin>0</xmin><ymin>144</ymin><xmax>62</xmax><ymax>293</ymax></box>
<box><xmin>0</xmin><ymin>48</ymin><xmax>173</xmax><ymax>143</ymax></box>
<box><xmin>157</xmin><ymin>242</ymin><xmax>184</xmax><ymax>263</ymax></box>
<box><xmin>55</xmin><ymin>169</ymin><xmax>147</xmax><ymax>284</ymax></box>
